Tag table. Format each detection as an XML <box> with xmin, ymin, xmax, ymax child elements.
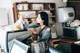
<box><xmin>48</xmin><ymin>38</ymin><xmax>78</xmax><ymax>53</ymax></box>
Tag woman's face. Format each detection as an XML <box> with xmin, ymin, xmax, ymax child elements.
<box><xmin>36</xmin><ymin>14</ymin><xmax>43</xmax><ymax>24</ymax></box>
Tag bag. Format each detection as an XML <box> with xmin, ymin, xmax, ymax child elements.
<box><xmin>31</xmin><ymin>41</ymin><xmax>46</xmax><ymax>53</ymax></box>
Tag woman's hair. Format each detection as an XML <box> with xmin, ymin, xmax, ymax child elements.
<box><xmin>40</xmin><ymin>12</ymin><xmax>49</xmax><ymax>26</ymax></box>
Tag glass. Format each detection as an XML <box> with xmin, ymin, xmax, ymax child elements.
<box><xmin>32</xmin><ymin>4</ymin><xmax>44</xmax><ymax>10</ymax></box>
<box><xmin>23</xmin><ymin>4</ymin><xmax>28</xmax><ymax>10</ymax></box>
<box><xmin>17</xmin><ymin>4</ymin><xmax>23</xmax><ymax>10</ymax></box>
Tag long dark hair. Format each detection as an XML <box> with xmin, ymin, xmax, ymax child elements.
<box><xmin>40</xmin><ymin>12</ymin><xmax>49</xmax><ymax>26</ymax></box>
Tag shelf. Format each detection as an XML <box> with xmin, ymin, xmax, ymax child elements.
<box><xmin>16</xmin><ymin>1</ymin><xmax>28</xmax><ymax>4</ymax></box>
<box><xmin>50</xmin><ymin>8</ymin><xmax>55</xmax><ymax>10</ymax></box>
<box><xmin>17</xmin><ymin>10</ymin><xmax>36</xmax><ymax>12</ymax></box>
<box><xmin>13</xmin><ymin>2</ymin><xmax>56</xmax><ymax>22</ymax></box>
<box><xmin>18</xmin><ymin>17</ymin><xmax>37</xmax><ymax>19</ymax></box>
<box><xmin>17</xmin><ymin>9</ymin><xmax>54</xmax><ymax>12</ymax></box>
<box><xmin>49</xmin><ymin>16</ymin><xmax>55</xmax><ymax>17</ymax></box>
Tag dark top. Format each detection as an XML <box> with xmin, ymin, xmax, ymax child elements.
<box><xmin>38</xmin><ymin>26</ymin><xmax>51</xmax><ymax>42</ymax></box>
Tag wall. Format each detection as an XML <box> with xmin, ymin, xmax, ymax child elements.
<box><xmin>0</xmin><ymin>0</ymin><xmax>67</xmax><ymax>36</ymax></box>
<box><xmin>0</xmin><ymin>0</ymin><xmax>13</xmax><ymax>24</ymax></box>
<box><xmin>0</xmin><ymin>8</ymin><xmax>9</xmax><ymax>27</ymax></box>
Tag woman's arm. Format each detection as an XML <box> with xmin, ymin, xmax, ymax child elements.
<box><xmin>23</xmin><ymin>22</ymin><xmax>39</xmax><ymax>30</ymax></box>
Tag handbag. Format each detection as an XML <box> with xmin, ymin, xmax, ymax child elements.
<box><xmin>31</xmin><ymin>41</ymin><xmax>46</xmax><ymax>53</ymax></box>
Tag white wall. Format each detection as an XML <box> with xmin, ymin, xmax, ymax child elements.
<box><xmin>0</xmin><ymin>0</ymin><xmax>13</xmax><ymax>24</ymax></box>
<box><xmin>0</xmin><ymin>8</ymin><xmax>9</xmax><ymax>27</ymax></box>
<box><xmin>0</xmin><ymin>0</ymin><xmax>67</xmax><ymax>35</ymax></box>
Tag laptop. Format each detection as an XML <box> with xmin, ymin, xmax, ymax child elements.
<box><xmin>9</xmin><ymin>39</ymin><xmax>29</xmax><ymax>53</ymax></box>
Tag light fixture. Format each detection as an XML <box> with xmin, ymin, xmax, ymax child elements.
<box><xmin>62</xmin><ymin>0</ymin><xmax>68</xmax><ymax>2</ymax></box>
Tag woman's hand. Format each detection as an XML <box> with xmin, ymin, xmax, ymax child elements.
<box><xmin>28</xmin><ymin>28</ymin><xmax>36</xmax><ymax>34</ymax></box>
<box><xmin>27</xmin><ymin>28</ymin><xmax>33</xmax><ymax>34</ymax></box>
<box><xmin>30</xmin><ymin>28</ymin><xmax>37</xmax><ymax>34</ymax></box>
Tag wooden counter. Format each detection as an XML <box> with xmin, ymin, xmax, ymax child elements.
<box><xmin>51</xmin><ymin>38</ymin><xmax>78</xmax><ymax>44</ymax></box>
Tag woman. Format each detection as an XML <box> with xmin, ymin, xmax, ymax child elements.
<box><xmin>30</xmin><ymin>12</ymin><xmax>51</xmax><ymax>53</ymax></box>
<box><xmin>36</xmin><ymin>12</ymin><xmax>51</xmax><ymax>42</ymax></box>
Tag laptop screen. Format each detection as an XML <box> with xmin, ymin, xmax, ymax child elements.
<box><xmin>10</xmin><ymin>39</ymin><xmax>29</xmax><ymax>53</ymax></box>
<box><xmin>10</xmin><ymin>43</ymin><xmax>26</xmax><ymax>53</ymax></box>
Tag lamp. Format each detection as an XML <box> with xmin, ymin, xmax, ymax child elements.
<box><xmin>62</xmin><ymin>0</ymin><xmax>68</xmax><ymax>2</ymax></box>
